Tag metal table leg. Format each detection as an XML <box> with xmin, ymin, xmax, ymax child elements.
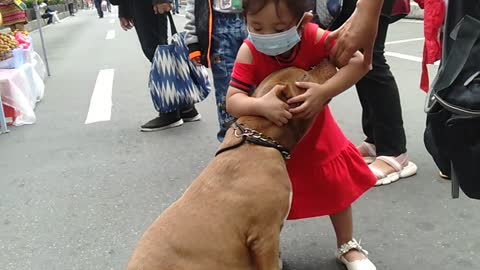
<box><xmin>0</xmin><ymin>95</ymin><xmax>10</xmax><ymax>134</ymax></box>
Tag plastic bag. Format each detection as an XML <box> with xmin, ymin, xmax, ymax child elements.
<box><xmin>101</xmin><ymin>0</ymin><xmax>107</xmax><ymax>11</ymax></box>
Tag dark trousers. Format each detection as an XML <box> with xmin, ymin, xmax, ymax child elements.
<box><xmin>129</xmin><ymin>1</ymin><xmax>190</xmax><ymax>114</ymax></box>
<box><xmin>130</xmin><ymin>0</ymin><xmax>168</xmax><ymax>62</ymax></box>
<box><xmin>45</xmin><ymin>14</ymin><xmax>53</xmax><ymax>24</ymax></box>
<box><xmin>68</xmin><ymin>3</ymin><xmax>75</xmax><ymax>15</ymax></box>
<box><xmin>94</xmin><ymin>0</ymin><xmax>104</xmax><ymax>18</ymax></box>
<box><xmin>331</xmin><ymin>0</ymin><xmax>407</xmax><ymax>156</ymax></box>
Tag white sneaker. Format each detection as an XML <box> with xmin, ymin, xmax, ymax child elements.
<box><xmin>336</xmin><ymin>239</ymin><xmax>376</xmax><ymax>270</ymax></box>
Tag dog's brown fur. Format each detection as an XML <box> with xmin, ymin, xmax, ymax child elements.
<box><xmin>126</xmin><ymin>61</ymin><xmax>337</xmax><ymax>270</ymax></box>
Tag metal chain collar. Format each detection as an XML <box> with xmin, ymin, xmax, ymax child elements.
<box><xmin>233</xmin><ymin>122</ymin><xmax>291</xmax><ymax>160</ymax></box>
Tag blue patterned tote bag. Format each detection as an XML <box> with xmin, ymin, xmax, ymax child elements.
<box><xmin>149</xmin><ymin>13</ymin><xmax>212</xmax><ymax>113</ymax></box>
<box><xmin>316</xmin><ymin>0</ymin><xmax>343</xmax><ymax>29</ymax></box>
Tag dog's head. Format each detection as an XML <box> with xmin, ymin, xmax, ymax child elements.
<box><xmin>248</xmin><ymin>60</ymin><xmax>337</xmax><ymax>147</ymax></box>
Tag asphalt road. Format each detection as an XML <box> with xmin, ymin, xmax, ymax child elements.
<box><xmin>1</xmin><ymin>8</ymin><xmax>479</xmax><ymax>270</ymax></box>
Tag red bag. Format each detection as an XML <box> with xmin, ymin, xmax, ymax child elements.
<box><xmin>390</xmin><ymin>0</ymin><xmax>411</xmax><ymax>23</ymax></box>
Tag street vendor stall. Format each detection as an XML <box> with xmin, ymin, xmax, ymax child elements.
<box><xmin>0</xmin><ymin>31</ymin><xmax>46</xmax><ymax>134</ymax></box>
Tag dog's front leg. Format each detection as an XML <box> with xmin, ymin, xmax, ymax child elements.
<box><xmin>248</xmin><ymin>230</ymin><xmax>281</xmax><ymax>270</ymax></box>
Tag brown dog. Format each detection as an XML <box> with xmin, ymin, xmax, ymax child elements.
<box><xmin>126</xmin><ymin>61</ymin><xmax>337</xmax><ymax>270</ymax></box>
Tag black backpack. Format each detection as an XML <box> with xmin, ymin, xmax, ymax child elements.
<box><xmin>424</xmin><ymin>1</ymin><xmax>480</xmax><ymax>199</ymax></box>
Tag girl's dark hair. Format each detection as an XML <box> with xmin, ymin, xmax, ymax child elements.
<box><xmin>242</xmin><ymin>0</ymin><xmax>308</xmax><ymax>20</ymax></box>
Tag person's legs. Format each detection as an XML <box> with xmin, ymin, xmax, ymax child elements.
<box><xmin>356</xmin><ymin>15</ymin><xmax>406</xmax><ymax>156</ymax></box>
<box><xmin>210</xmin><ymin>13</ymin><xmax>247</xmax><ymax>142</ymax></box>
<box><xmin>132</xmin><ymin>1</ymin><xmax>197</xmax><ymax>131</ymax></box>
<box><xmin>52</xmin><ymin>11</ymin><xmax>62</xmax><ymax>23</ymax></box>
<box><xmin>354</xmin><ymin>0</ymin><xmax>417</xmax><ymax>184</ymax></box>
<box><xmin>330</xmin><ymin>206</ymin><xmax>374</xmax><ymax>269</ymax></box>
<box><xmin>94</xmin><ymin>0</ymin><xmax>103</xmax><ymax>18</ymax></box>
<box><xmin>68</xmin><ymin>3</ymin><xmax>75</xmax><ymax>15</ymax></box>
<box><xmin>131</xmin><ymin>1</ymin><xmax>168</xmax><ymax>62</ymax></box>
<box><xmin>174</xmin><ymin>0</ymin><xmax>179</xmax><ymax>13</ymax></box>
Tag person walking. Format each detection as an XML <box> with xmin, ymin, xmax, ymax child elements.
<box><xmin>93</xmin><ymin>0</ymin><xmax>104</xmax><ymax>18</ymax></box>
<box><xmin>185</xmin><ymin>0</ymin><xmax>247</xmax><ymax>141</ymax></box>
<box><xmin>114</xmin><ymin>0</ymin><xmax>202</xmax><ymax>131</ymax></box>
<box><xmin>326</xmin><ymin>0</ymin><xmax>418</xmax><ymax>186</ymax></box>
<box><xmin>67</xmin><ymin>0</ymin><xmax>75</xmax><ymax>16</ymax></box>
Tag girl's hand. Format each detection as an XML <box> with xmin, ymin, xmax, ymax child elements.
<box><xmin>287</xmin><ymin>82</ymin><xmax>330</xmax><ymax>119</ymax></box>
<box><xmin>258</xmin><ymin>85</ymin><xmax>292</xmax><ymax>126</ymax></box>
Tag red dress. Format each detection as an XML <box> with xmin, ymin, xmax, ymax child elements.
<box><xmin>230</xmin><ymin>23</ymin><xmax>377</xmax><ymax>220</ymax></box>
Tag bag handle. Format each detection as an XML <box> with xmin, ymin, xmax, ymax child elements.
<box><xmin>166</xmin><ymin>12</ymin><xmax>178</xmax><ymax>36</ymax></box>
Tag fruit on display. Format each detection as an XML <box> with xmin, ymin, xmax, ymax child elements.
<box><xmin>0</xmin><ymin>33</ymin><xmax>19</xmax><ymax>61</ymax></box>
<box><xmin>11</xmin><ymin>30</ymin><xmax>29</xmax><ymax>36</ymax></box>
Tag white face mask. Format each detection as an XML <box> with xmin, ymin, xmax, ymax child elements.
<box><xmin>247</xmin><ymin>13</ymin><xmax>308</xmax><ymax>56</ymax></box>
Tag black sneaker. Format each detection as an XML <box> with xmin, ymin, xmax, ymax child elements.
<box><xmin>180</xmin><ymin>108</ymin><xmax>201</xmax><ymax>122</ymax></box>
<box><xmin>140</xmin><ymin>111</ymin><xmax>183</xmax><ymax>132</ymax></box>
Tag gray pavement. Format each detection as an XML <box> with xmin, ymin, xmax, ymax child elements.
<box><xmin>1</xmin><ymin>8</ymin><xmax>479</xmax><ymax>270</ymax></box>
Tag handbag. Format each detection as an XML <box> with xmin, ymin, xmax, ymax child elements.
<box><xmin>148</xmin><ymin>13</ymin><xmax>212</xmax><ymax>113</ymax></box>
<box><xmin>315</xmin><ymin>0</ymin><xmax>343</xmax><ymax>29</ymax></box>
<box><xmin>424</xmin><ymin>1</ymin><xmax>480</xmax><ymax>199</ymax></box>
<box><xmin>101</xmin><ymin>0</ymin><xmax>108</xmax><ymax>11</ymax></box>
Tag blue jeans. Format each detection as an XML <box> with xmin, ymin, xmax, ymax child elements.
<box><xmin>210</xmin><ymin>12</ymin><xmax>247</xmax><ymax>142</ymax></box>
<box><xmin>173</xmin><ymin>0</ymin><xmax>180</xmax><ymax>13</ymax></box>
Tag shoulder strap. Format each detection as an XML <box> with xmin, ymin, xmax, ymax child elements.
<box><xmin>166</xmin><ymin>12</ymin><xmax>178</xmax><ymax>35</ymax></box>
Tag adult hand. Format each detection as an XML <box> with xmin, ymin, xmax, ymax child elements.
<box><xmin>325</xmin><ymin>2</ymin><xmax>382</xmax><ymax>68</ymax></box>
<box><xmin>258</xmin><ymin>85</ymin><xmax>293</xmax><ymax>127</ymax></box>
<box><xmin>153</xmin><ymin>3</ymin><xmax>172</xmax><ymax>15</ymax></box>
<box><xmin>119</xmin><ymin>17</ymin><xmax>134</xmax><ymax>31</ymax></box>
<box><xmin>288</xmin><ymin>82</ymin><xmax>330</xmax><ymax>119</ymax></box>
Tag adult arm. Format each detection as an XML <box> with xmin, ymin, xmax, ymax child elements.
<box><xmin>326</xmin><ymin>0</ymin><xmax>384</xmax><ymax>67</ymax></box>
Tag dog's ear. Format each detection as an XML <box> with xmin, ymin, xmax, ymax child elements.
<box><xmin>275</xmin><ymin>84</ymin><xmax>296</xmax><ymax>102</ymax></box>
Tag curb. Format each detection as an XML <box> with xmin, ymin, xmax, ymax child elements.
<box><xmin>25</xmin><ymin>12</ymin><xmax>72</xmax><ymax>32</ymax></box>
<box><xmin>1</xmin><ymin>11</ymin><xmax>71</xmax><ymax>34</ymax></box>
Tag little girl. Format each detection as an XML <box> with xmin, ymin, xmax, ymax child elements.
<box><xmin>226</xmin><ymin>1</ymin><xmax>377</xmax><ymax>270</ymax></box>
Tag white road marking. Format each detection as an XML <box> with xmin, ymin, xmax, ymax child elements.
<box><xmin>85</xmin><ymin>69</ymin><xmax>115</xmax><ymax>124</ymax></box>
<box><xmin>106</xmin><ymin>30</ymin><xmax>115</xmax><ymax>40</ymax></box>
<box><xmin>385</xmin><ymin>51</ymin><xmax>422</xmax><ymax>62</ymax></box>
<box><xmin>401</xmin><ymin>19</ymin><xmax>424</xmax><ymax>24</ymax></box>
<box><xmin>385</xmin><ymin>51</ymin><xmax>440</xmax><ymax>66</ymax></box>
<box><xmin>109</xmin><ymin>19</ymin><xmax>115</xmax><ymax>24</ymax></box>
<box><xmin>385</xmin><ymin>37</ymin><xmax>424</xmax><ymax>45</ymax></box>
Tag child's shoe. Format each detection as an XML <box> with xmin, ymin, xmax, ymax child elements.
<box><xmin>336</xmin><ymin>239</ymin><xmax>376</xmax><ymax>270</ymax></box>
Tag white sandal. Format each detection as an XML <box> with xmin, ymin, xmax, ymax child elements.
<box><xmin>336</xmin><ymin>239</ymin><xmax>376</xmax><ymax>270</ymax></box>
<box><xmin>369</xmin><ymin>154</ymin><xmax>418</xmax><ymax>186</ymax></box>
<box><xmin>357</xmin><ymin>142</ymin><xmax>376</xmax><ymax>164</ymax></box>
